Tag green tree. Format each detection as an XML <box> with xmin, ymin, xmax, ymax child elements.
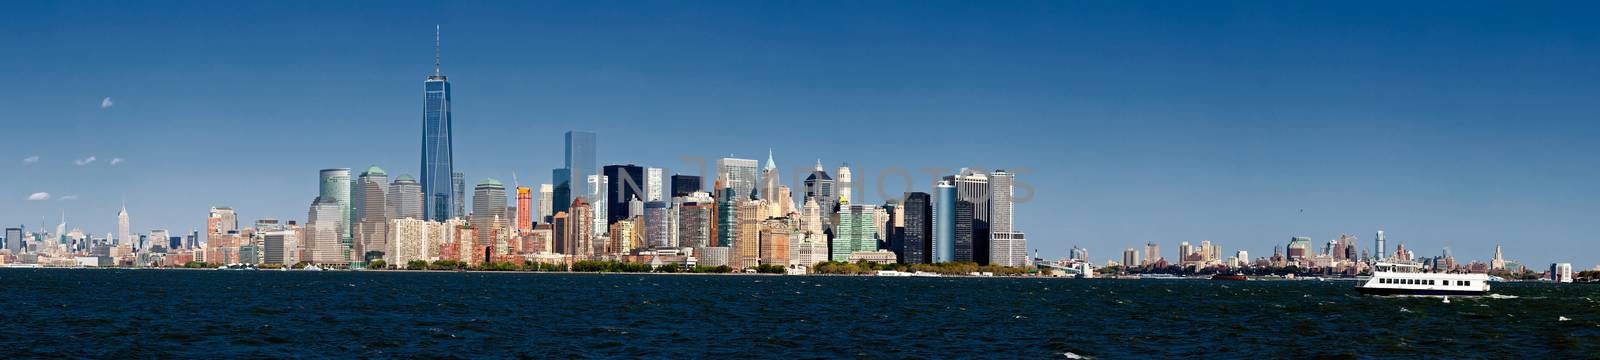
<box><xmin>366</xmin><ymin>260</ymin><xmax>388</xmax><ymax>270</ymax></box>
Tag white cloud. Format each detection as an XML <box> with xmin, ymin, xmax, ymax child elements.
<box><xmin>27</xmin><ymin>192</ymin><xmax>50</xmax><ymax>201</ymax></box>
<box><xmin>73</xmin><ymin>156</ymin><xmax>97</xmax><ymax>166</ymax></box>
<box><xmin>101</xmin><ymin>97</ymin><xmax>114</xmax><ymax>109</ymax></box>
<box><xmin>58</xmin><ymin>195</ymin><xmax>79</xmax><ymax>201</ymax></box>
<box><xmin>22</xmin><ymin>155</ymin><xmax>39</xmax><ymax>164</ymax></box>
<box><xmin>110</xmin><ymin>158</ymin><xmax>124</xmax><ymax>165</ymax></box>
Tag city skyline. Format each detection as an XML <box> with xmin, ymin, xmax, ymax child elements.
<box><xmin>5</xmin><ymin>1</ymin><xmax>1600</xmax><ymax>267</ymax></box>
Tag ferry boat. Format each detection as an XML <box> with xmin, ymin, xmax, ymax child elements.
<box><xmin>1210</xmin><ymin>273</ymin><xmax>1247</xmax><ymax>281</ymax></box>
<box><xmin>1356</xmin><ymin>262</ymin><xmax>1490</xmax><ymax>296</ymax></box>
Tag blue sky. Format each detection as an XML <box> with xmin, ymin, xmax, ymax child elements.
<box><xmin>4</xmin><ymin>1</ymin><xmax>1598</xmax><ymax>267</ymax></box>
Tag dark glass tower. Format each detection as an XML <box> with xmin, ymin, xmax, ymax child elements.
<box><xmin>603</xmin><ymin>164</ymin><xmax>645</xmax><ymax>224</ymax></box>
<box><xmin>902</xmin><ymin>192</ymin><xmax>932</xmax><ymax>264</ymax></box>
<box><xmin>421</xmin><ymin>26</ymin><xmax>454</xmax><ymax>222</ymax></box>
<box><xmin>670</xmin><ymin>175</ymin><xmax>702</xmax><ymax>197</ymax></box>
<box><xmin>564</xmin><ymin>131</ymin><xmax>597</xmax><ymax>208</ymax></box>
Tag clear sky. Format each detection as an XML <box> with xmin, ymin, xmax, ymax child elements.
<box><xmin>5</xmin><ymin>1</ymin><xmax>1598</xmax><ymax>267</ymax></box>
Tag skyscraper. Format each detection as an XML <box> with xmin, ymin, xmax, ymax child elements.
<box><xmin>388</xmin><ymin>175</ymin><xmax>425</xmax><ymax>220</ymax></box>
<box><xmin>319</xmin><ymin>168</ymin><xmax>353</xmax><ymax>247</ymax></box>
<box><xmin>452</xmin><ymin>172</ymin><xmax>465</xmax><ymax>219</ymax></box>
<box><xmin>1374</xmin><ymin>230</ymin><xmax>1386</xmax><ymax>261</ymax></box>
<box><xmin>537</xmin><ymin>184</ymin><xmax>554</xmax><ymax>223</ymax></box>
<box><xmin>516</xmin><ymin>186</ymin><xmax>533</xmax><ymax>231</ymax></box>
<box><xmin>602</xmin><ymin>164</ymin><xmax>645</xmax><ymax>225</ymax></box>
<box><xmin>946</xmin><ymin>169</ymin><xmax>991</xmax><ymax>264</ymax></box>
<box><xmin>716</xmin><ymin>181</ymin><xmax>738</xmax><ymax>248</ymax></box>
<box><xmin>831</xmin><ymin>205</ymin><xmax>879</xmax><ymax>262</ymax></box>
<box><xmin>307</xmin><ymin>197</ymin><xmax>345</xmax><ymax>265</ymax></box>
<box><xmin>802</xmin><ymin>160</ymin><xmax>835</xmax><ymax>224</ymax></box>
<box><xmin>836</xmin><ymin>163</ymin><xmax>853</xmax><ymax>204</ymax></box>
<box><xmin>5</xmin><ymin>227</ymin><xmax>22</xmax><ymax>255</ymax></box>
<box><xmin>116</xmin><ymin>203</ymin><xmax>130</xmax><ymax>247</ymax></box>
<box><xmin>421</xmin><ymin>26</ymin><xmax>455</xmax><ymax>222</ymax></box>
<box><xmin>902</xmin><ymin>192</ymin><xmax>932</xmax><ymax>264</ymax></box>
<box><xmin>587</xmin><ymin>174</ymin><xmax>609</xmax><ymax>240</ymax></box>
<box><xmin>759</xmin><ymin>150</ymin><xmax>781</xmax><ymax>201</ymax></box>
<box><xmin>716</xmin><ymin>157</ymin><xmax>759</xmax><ymax>201</ymax></box>
<box><xmin>564</xmin><ymin>130</ymin><xmax>597</xmax><ymax>208</ymax></box>
<box><xmin>933</xmin><ymin>181</ymin><xmax>956</xmax><ymax>263</ymax></box>
<box><xmin>670</xmin><ymin>174</ymin><xmax>702</xmax><ymax>197</ymax></box>
<box><xmin>470</xmin><ymin>179</ymin><xmax>507</xmax><ymax>259</ymax></box>
<box><xmin>646</xmin><ymin>167</ymin><xmax>664</xmax><ymax>202</ymax></box>
<box><xmin>354</xmin><ymin>166</ymin><xmax>390</xmax><ymax>262</ymax></box>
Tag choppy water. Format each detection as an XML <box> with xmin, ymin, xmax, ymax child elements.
<box><xmin>0</xmin><ymin>269</ymin><xmax>1596</xmax><ymax>358</ymax></box>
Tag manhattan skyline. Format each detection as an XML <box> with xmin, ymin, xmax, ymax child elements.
<box><xmin>5</xmin><ymin>1</ymin><xmax>1600</xmax><ymax>266</ymax></box>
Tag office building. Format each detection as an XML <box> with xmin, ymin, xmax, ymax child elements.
<box><xmin>716</xmin><ymin>157</ymin><xmax>759</xmax><ymax>201</ymax></box>
<box><xmin>646</xmin><ymin>167</ymin><xmax>664</xmax><ymax>202</ymax></box>
<box><xmin>603</xmin><ymin>164</ymin><xmax>645</xmax><ymax>225</ymax></box>
<box><xmin>388</xmin><ymin>175</ymin><xmax>424</xmax><ymax>220</ymax></box>
<box><xmin>831</xmin><ymin>205</ymin><xmax>879</xmax><ymax>262</ymax></box>
<box><xmin>319</xmin><ymin>168</ymin><xmax>353</xmax><ymax>247</ymax></box>
<box><xmin>901</xmin><ymin>192</ymin><xmax>932</xmax><ymax>264</ymax></box>
<box><xmin>563</xmin><ymin>130</ymin><xmax>597</xmax><ymax>209</ymax></box>
<box><xmin>516</xmin><ymin>186</ymin><xmax>532</xmax><ymax>231</ymax></box>
<box><xmin>470</xmin><ymin>179</ymin><xmax>507</xmax><ymax>256</ymax></box>
<box><xmin>421</xmin><ymin>27</ymin><xmax>454</xmax><ymax>222</ymax></box>
<box><xmin>354</xmin><ymin>166</ymin><xmax>390</xmax><ymax>262</ymax></box>
<box><xmin>934</xmin><ymin>181</ymin><xmax>956</xmax><ymax>263</ymax></box>
<box><xmin>306</xmin><ymin>197</ymin><xmax>346</xmax><ymax>265</ymax></box>
<box><xmin>537</xmin><ymin>184</ymin><xmax>554</xmax><ymax>223</ymax></box>
<box><xmin>671</xmin><ymin>174</ymin><xmax>702</xmax><ymax>197</ymax></box>
<box><xmin>946</xmin><ymin>169</ymin><xmax>991</xmax><ymax>264</ymax></box>
<box><xmin>587</xmin><ymin>174</ymin><xmax>608</xmax><ymax>241</ymax></box>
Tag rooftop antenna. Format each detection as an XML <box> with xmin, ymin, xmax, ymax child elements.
<box><xmin>433</xmin><ymin>25</ymin><xmax>442</xmax><ymax>76</ymax></box>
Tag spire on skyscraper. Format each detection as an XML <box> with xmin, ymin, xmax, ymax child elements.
<box><xmin>764</xmin><ymin>149</ymin><xmax>777</xmax><ymax>171</ymax></box>
<box><xmin>434</xmin><ymin>25</ymin><xmax>442</xmax><ymax>76</ymax></box>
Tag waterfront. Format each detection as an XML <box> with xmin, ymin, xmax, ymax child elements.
<box><xmin>0</xmin><ymin>269</ymin><xmax>1596</xmax><ymax>358</ymax></box>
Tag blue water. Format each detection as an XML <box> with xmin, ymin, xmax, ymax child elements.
<box><xmin>0</xmin><ymin>269</ymin><xmax>1595</xmax><ymax>358</ymax></box>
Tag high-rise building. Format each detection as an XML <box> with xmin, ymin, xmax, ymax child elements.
<box><xmin>603</xmin><ymin>164</ymin><xmax>645</xmax><ymax>225</ymax></box>
<box><xmin>388</xmin><ymin>175</ymin><xmax>425</xmax><ymax>220</ymax></box>
<box><xmin>452</xmin><ymin>172</ymin><xmax>465</xmax><ymax>219</ymax></box>
<box><xmin>587</xmin><ymin>174</ymin><xmax>609</xmax><ymax>241</ymax></box>
<box><xmin>836</xmin><ymin>163</ymin><xmax>853</xmax><ymax>204</ymax></box>
<box><xmin>421</xmin><ymin>26</ymin><xmax>455</xmax><ymax>222</ymax></box>
<box><xmin>759</xmin><ymin>150</ymin><xmax>781</xmax><ymax>201</ymax></box>
<box><xmin>387</xmin><ymin>218</ymin><xmax>455</xmax><ymax>265</ymax></box>
<box><xmin>678</xmin><ymin>198</ymin><xmax>714</xmax><ymax>249</ymax></box>
<box><xmin>3</xmin><ymin>227</ymin><xmax>20</xmax><ymax>255</ymax></box>
<box><xmin>354</xmin><ymin>166</ymin><xmax>390</xmax><ymax>263</ymax></box>
<box><xmin>563</xmin><ymin>130</ymin><xmax>597</xmax><ymax>208</ymax></box>
<box><xmin>306</xmin><ymin>197</ymin><xmax>346</xmax><ymax>265</ymax></box>
<box><xmin>116</xmin><ymin>204</ymin><xmax>130</xmax><ymax>247</ymax></box>
<box><xmin>716</xmin><ymin>157</ymin><xmax>760</xmax><ymax>201</ymax></box>
<box><xmin>470</xmin><ymin>179</ymin><xmax>507</xmax><ymax>258</ymax></box>
<box><xmin>991</xmin><ymin>232</ymin><xmax>1027</xmax><ymax>267</ymax></box>
<box><xmin>207</xmin><ymin>206</ymin><xmax>238</xmax><ymax>244</ymax></box>
<box><xmin>953</xmin><ymin>201</ymin><xmax>974</xmax><ymax>262</ymax></box>
<box><xmin>715</xmin><ymin>182</ymin><xmax>738</xmax><ymax>248</ymax></box>
<box><xmin>670</xmin><ymin>174</ymin><xmax>702</xmax><ymax>197</ymax></box>
<box><xmin>1122</xmin><ymin>248</ymin><xmax>1139</xmax><ymax>268</ymax></box>
<box><xmin>933</xmin><ymin>181</ymin><xmax>956</xmax><ymax>263</ymax></box>
<box><xmin>1144</xmin><ymin>242</ymin><xmax>1160</xmax><ymax>265</ymax></box>
<box><xmin>516</xmin><ymin>186</ymin><xmax>532</xmax><ymax>231</ymax></box>
<box><xmin>551</xmin><ymin>168</ymin><xmax>571</xmax><ymax>215</ymax></box>
<box><xmin>901</xmin><ymin>192</ymin><xmax>932</xmax><ymax>264</ymax></box>
<box><xmin>537</xmin><ymin>184</ymin><xmax>554</xmax><ymax>223</ymax></box>
<box><xmin>946</xmin><ymin>169</ymin><xmax>991</xmax><ymax>264</ymax></box>
<box><xmin>566</xmin><ymin>198</ymin><xmax>593</xmax><ymax>256</ymax></box>
<box><xmin>644</xmin><ymin>201</ymin><xmax>671</xmax><ymax>248</ymax></box>
<box><xmin>831</xmin><ymin>205</ymin><xmax>879</xmax><ymax>262</ymax></box>
<box><xmin>803</xmin><ymin>160</ymin><xmax>835</xmax><ymax>212</ymax></box>
<box><xmin>646</xmin><ymin>167</ymin><xmax>664</xmax><ymax>202</ymax></box>
<box><xmin>319</xmin><ymin>168</ymin><xmax>353</xmax><ymax>248</ymax></box>
<box><xmin>262</xmin><ymin>231</ymin><xmax>297</xmax><ymax>265</ymax></box>
<box><xmin>1287</xmin><ymin>237</ymin><xmax>1312</xmax><ymax>261</ymax></box>
<box><xmin>1374</xmin><ymin>230</ymin><xmax>1387</xmax><ymax>261</ymax></box>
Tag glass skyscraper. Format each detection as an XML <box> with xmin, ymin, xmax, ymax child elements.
<box><xmin>564</xmin><ymin>131</ymin><xmax>597</xmax><ymax>208</ymax></box>
<box><xmin>421</xmin><ymin>27</ymin><xmax>454</xmax><ymax>222</ymax></box>
<box><xmin>934</xmin><ymin>181</ymin><xmax>956</xmax><ymax>263</ymax></box>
